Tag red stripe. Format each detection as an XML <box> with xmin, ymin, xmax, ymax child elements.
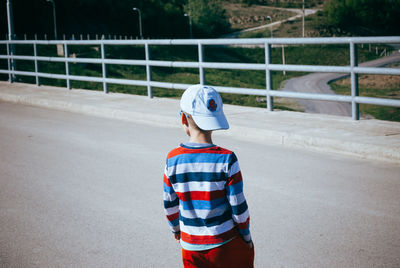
<box><xmin>176</xmin><ymin>190</ymin><xmax>226</xmax><ymax>201</ymax></box>
<box><xmin>163</xmin><ymin>174</ymin><xmax>172</xmax><ymax>187</ymax></box>
<box><xmin>167</xmin><ymin>147</ymin><xmax>186</xmax><ymax>158</ymax></box>
<box><xmin>168</xmin><ymin>146</ymin><xmax>232</xmax><ymax>159</ymax></box>
<box><xmin>167</xmin><ymin>212</ymin><xmax>179</xmax><ymax>221</ymax></box>
<box><xmin>237</xmin><ymin>218</ymin><xmax>250</xmax><ymax>230</ymax></box>
<box><xmin>181</xmin><ymin>228</ymin><xmax>239</xmax><ymax>245</ymax></box>
<box><xmin>227</xmin><ymin>171</ymin><xmax>242</xmax><ymax>186</ymax></box>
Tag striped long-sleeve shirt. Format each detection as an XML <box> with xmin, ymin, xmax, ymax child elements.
<box><xmin>163</xmin><ymin>143</ymin><xmax>252</xmax><ymax>246</ymax></box>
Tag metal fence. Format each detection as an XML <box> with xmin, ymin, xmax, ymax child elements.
<box><xmin>0</xmin><ymin>36</ymin><xmax>400</xmax><ymax>120</ymax></box>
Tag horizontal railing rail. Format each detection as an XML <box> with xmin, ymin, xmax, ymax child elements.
<box><xmin>1</xmin><ymin>36</ymin><xmax>399</xmax><ymax>120</ymax></box>
<box><xmin>1</xmin><ymin>36</ymin><xmax>400</xmax><ymax>45</ymax></box>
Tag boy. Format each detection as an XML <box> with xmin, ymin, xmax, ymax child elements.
<box><xmin>163</xmin><ymin>84</ymin><xmax>254</xmax><ymax>268</ymax></box>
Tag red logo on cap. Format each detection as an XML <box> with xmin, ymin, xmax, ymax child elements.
<box><xmin>208</xmin><ymin>99</ymin><xmax>217</xmax><ymax>111</ymax></box>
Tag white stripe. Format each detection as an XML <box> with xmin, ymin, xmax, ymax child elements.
<box><xmin>167</xmin><ymin>162</ymin><xmax>228</xmax><ymax>177</ymax></box>
<box><xmin>227</xmin><ymin>192</ymin><xmax>245</xmax><ymax>206</ymax></box>
<box><xmin>181</xmin><ymin>219</ymin><xmax>235</xmax><ymax>236</ymax></box>
<box><xmin>228</xmin><ymin>161</ymin><xmax>240</xmax><ymax>177</ymax></box>
<box><xmin>165</xmin><ymin>206</ymin><xmax>179</xmax><ymax>215</ymax></box>
<box><xmin>172</xmin><ymin>181</ymin><xmax>226</xmax><ymax>192</ymax></box>
<box><xmin>242</xmin><ymin>234</ymin><xmax>252</xmax><ymax>242</ymax></box>
<box><xmin>163</xmin><ymin>191</ymin><xmax>178</xmax><ymax>202</ymax></box>
<box><xmin>232</xmin><ymin>209</ymin><xmax>249</xmax><ymax>224</ymax></box>
<box><xmin>171</xmin><ymin>225</ymin><xmax>180</xmax><ymax>232</ymax></box>
<box><xmin>179</xmin><ymin>204</ymin><xmax>229</xmax><ymax>219</ymax></box>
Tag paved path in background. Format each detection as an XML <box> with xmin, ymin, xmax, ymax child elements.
<box><xmin>281</xmin><ymin>50</ymin><xmax>400</xmax><ymax>116</ymax></box>
<box><xmin>1</xmin><ymin>101</ymin><xmax>399</xmax><ymax>267</ymax></box>
<box><xmin>222</xmin><ymin>8</ymin><xmax>318</xmax><ymax>38</ymax></box>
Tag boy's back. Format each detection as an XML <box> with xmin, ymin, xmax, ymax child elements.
<box><xmin>164</xmin><ymin>143</ymin><xmax>251</xmax><ymax>245</ymax></box>
<box><xmin>163</xmin><ymin>85</ymin><xmax>254</xmax><ymax>267</ymax></box>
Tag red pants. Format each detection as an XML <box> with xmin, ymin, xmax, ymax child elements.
<box><xmin>182</xmin><ymin>236</ymin><xmax>254</xmax><ymax>268</ymax></box>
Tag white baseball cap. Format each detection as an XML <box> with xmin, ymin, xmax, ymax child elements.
<box><xmin>180</xmin><ymin>85</ymin><xmax>229</xmax><ymax>131</ymax></box>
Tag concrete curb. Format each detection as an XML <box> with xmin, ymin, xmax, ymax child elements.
<box><xmin>217</xmin><ymin>124</ymin><xmax>400</xmax><ymax>163</ymax></box>
<box><xmin>0</xmin><ymin>88</ymin><xmax>179</xmax><ymax>129</ymax></box>
<box><xmin>0</xmin><ymin>83</ymin><xmax>399</xmax><ymax>164</ymax></box>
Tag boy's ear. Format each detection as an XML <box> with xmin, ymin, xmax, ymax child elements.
<box><xmin>181</xmin><ymin>113</ymin><xmax>188</xmax><ymax>126</ymax></box>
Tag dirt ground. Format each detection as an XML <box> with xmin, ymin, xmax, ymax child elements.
<box><xmin>223</xmin><ymin>3</ymin><xmax>296</xmax><ymax>30</ymax></box>
<box><xmin>335</xmin><ymin>71</ymin><xmax>400</xmax><ymax>99</ymax></box>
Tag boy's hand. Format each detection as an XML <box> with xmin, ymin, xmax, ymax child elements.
<box><xmin>174</xmin><ymin>232</ymin><xmax>181</xmax><ymax>242</ymax></box>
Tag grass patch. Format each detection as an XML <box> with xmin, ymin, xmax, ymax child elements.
<box><xmin>0</xmin><ymin>74</ymin><xmax>8</xmax><ymax>81</ymax></box>
<box><xmin>38</xmin><ymin>61</ymin><xmax>65</xmax><ymax>74</ymax></box>
<box><xmin>106</xmin><ymin>45</ymin><xmax>145</xmax><ymax>60</ymax></box>
<box><xmin>37</xmin><ymin>45</ymin><xmax>60</xmax><ymax>57</ymax></box>
<box><xmin>205</xmin><ymin>69</ymin><xmax>264</xmax><ymax>88</ymax></box>
<box><xmin>15</xmin><ymin>44</ymin><xmax>34</xmax><ymax>56</ymax></box>
<box><xmin>330</xmin><ymin>66</ymin><xmax>400</xmax><ymax>122</ymax></box>
<box><xmin>14</xmin><ymin>75</ymin><xmax>35</xmax><ymax>84</ymax></box>
<box><xmin>69</xmin><ymin>63</ymin><xmax>102</xmax><ymax>77</ymax></box>
<box><xmin>70</xmin><ymin>80</ymin><xmax>102</xmax><ymax>91</ymax></box>
<box><xmin>15</xmin><ymin>60</ymin><xmax>35</xmax><ymax>72</ymax></box>
<box><xmin>38</xmin><ymin>77</ymin><xmax>66</xmax><ymax>88</ymax></box>
<box><xmin>108</xmin><ymin>84</ymin><xmax>148</xmax><ymax>96</ymax></box>
<box><xmin>68</xmin><ymin>45</ymin><xmax>101</xmax><ymax>58</ymax></box>
<box><xmin>152</xmin><ymin>67</ymin><xmax>198</xmax><ymax>84</ymax></box>
<box><xmin>107</xmin><ymin>65</ymin><xmax>146</xmax><ymax>80</ymax></box>
<box><xmin>151</xmin><ymin>45</ymin><xmax>198</xmax><ymax>61</ymax></box>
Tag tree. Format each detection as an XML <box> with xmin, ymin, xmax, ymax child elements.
<box><xmin>184</xmin><ymin>0</ymin><xmax>230</xmax><ymax>38</ymax></box>
<box><xmin>0</xmin><ymin>0</ymin><xmax>230</xmax><ymax>39</ymax></box>
<box><xmin>238</xmin><ymin>0</ymin><xmax>258</xmax><ymax>6</ymax></box>
<box><xmin>324</xmin><ymin>0</ymin><xmax>400</xmax><ymax>35</ymax></box>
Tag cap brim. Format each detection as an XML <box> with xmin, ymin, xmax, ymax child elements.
<box><xmin>192</xmin><ymin>114</ymin><xmax>229</xmax><ymax>131</ymax></box>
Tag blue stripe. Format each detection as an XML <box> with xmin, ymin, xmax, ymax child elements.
<box><xmin>168</xmin><ymin>218</ymin><xmax>179</xmax><ymax>227</ymax></box>
<box><xmin>180</xmin><ymin>209</ymin><xmax>232</xmax><ymax>227</ymax></box>
<box><xmin>228</xmin><ymin>153</ymin><xmax>238</xmax><ymax>169</ymax></box>
<box><xmin>170</xmin><ymin>172</ymin><xmax>227</xmax><ymax>184</ymax></box>
<box><xmin>231</xmin><ymin>201</ymin><xmax>248</xmax><ymax>215</ymax></box>
<box><xmin>239</xmin><ymin>228</ymin><xmax>250</xmax><ymax>236</ymax></box>
<box><xmin>226</xmin><ymin>181</ymin><xmax>243</xmax><ymax>196</ymax></box>
<box><xmin>164</xmin><ymin>198</ymin><xmax>179</xmax><ymax>209</ymax></box>
<box><xmin>167</xmin><ymin>153</ymin><xmax>230</xmax><ymax>167</ymax></box>
<box><xmin>181</xmin><ymin>197</ymin><xmax>226</xmax><ymax>210</ymax></box>
<box><xmin>163</xmin><ymin>183</ymin><xmax>175</xmax><ymax>194</ymax></box>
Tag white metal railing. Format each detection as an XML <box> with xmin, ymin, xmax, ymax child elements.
<box><xmin>1</xmin><ymin>37</ymin><xmax>400</xmax><ymax>120</ymax></box>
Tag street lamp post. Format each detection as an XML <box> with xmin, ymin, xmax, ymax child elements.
<box><xmin>302</xmin><ymin>0</ymin><xmax>305</xmax><ymax>37</ymax></box>
<box><xmin>184</xmin><ymin>13</ymin><xmax>193</xmax><ymax>39</ymax></box>
<box><xmin>6</xmin><ymin>0</ymin><xmax>16</xmax><ymax>82</ymax></box>
<box><xmin>46</xmin><ymin>0</ymin><xmax>57</xmax><ymax>40</ymax></box>
<box><xmin>132</xmin><ymin>7</ymin><xmax>143</xmax><ymax>39</ymax></box>
<box><xmin>6</xmin><ymin>0</ymin><xmax>15</xmax><ymax>40</ymax></box>
<box><xmin>266</xmin><ymin>16</ymin><xmax>273</xmax><ymax>38</ymax></box>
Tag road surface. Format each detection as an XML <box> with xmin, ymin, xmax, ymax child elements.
<box><xmin>281</xmin><ymin>49</ymin><xmax>400</xmax><ymax>116</ymax></box>
<box><xmin>1</xmin><ymin>101</ymin><xmax>399</xmax><ymax>267</ymax></box>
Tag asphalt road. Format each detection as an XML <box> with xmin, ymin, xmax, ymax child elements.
<box><xmin>281</xmin><ymin>50</ymin><xmax>400</xmax><ymax>116</ymax></box>
<box><xmin>1</xmin><ymin>101</ymin><xmax>400</xmax><ymax>267</ymax></box>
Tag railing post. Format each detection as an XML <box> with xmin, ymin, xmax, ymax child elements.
<box><xmin>64</xmin><ymin>43</ymin><xmax>71</xmax><ymax>89</ymax></box>
<box><xmin>350</xmin><ymin>41</ymin><xmax>359</xmax><ymax>120</ymax></box>
<box><xmin>265</xmin><ymin>42</ymin><xmax>273</xmax><ymax>111</ymax></box>
<box><xmin>101</xmin><ymin>42</ymin><xmax>108</xmax><ymax>93</ymax></box>
<box><xmin>198</xmin><ymin>42</ymin><xmax>205</xmax><ymax>85</ymax></box>
<box><xmin>33</xmin><ymin>42</ymin><xmax>39</xmax><ymax>86</ymax></box>
<box><xmin>145</xmin><ymin>43</ymin><xmax>153</xmax><ymax>98</ymax></box>
<box><xmin>6</xmin><ymin>42</ymin><xmax>12</xmax><ymax>83</ymax></box>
